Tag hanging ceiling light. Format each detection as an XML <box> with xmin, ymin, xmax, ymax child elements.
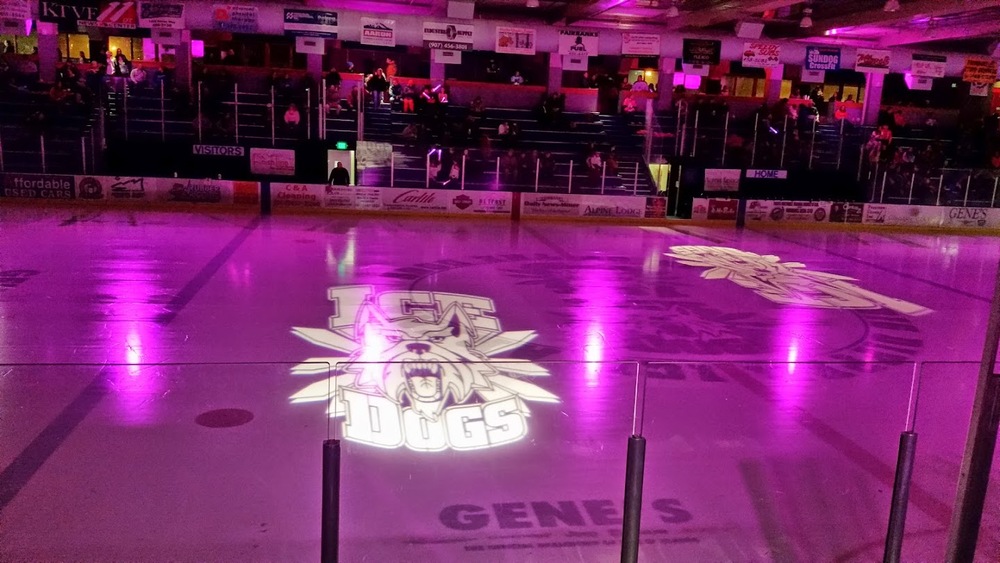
<box><xmin>884</xmin><ymin>0</ymin><xmax>901</xmax><ymax>12</ymax></box>
<box><xmin>526</xmin><ymin>0</ymin><xmax>540</xmax><ymax>7</ymax></box>
<box><xmin>800</xmin><ymin>7</ymin><xmax>813</xmax><ymax>28</ymax></box>
<box><xmin>666</xmin><ymin>1</ymin><xmax>680</xmax><ymax>17</ymax></box>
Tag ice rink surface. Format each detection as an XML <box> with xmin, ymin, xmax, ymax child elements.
<box><xmin>0</xmin><ymin>207</ymin><xmax>998</xmax><ymax>561</ymax></box>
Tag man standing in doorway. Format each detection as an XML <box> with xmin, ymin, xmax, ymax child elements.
<box><xmin>328</xmin><ymin>161</ymin><xmax>351</xmax><ymax>186</ymax></box>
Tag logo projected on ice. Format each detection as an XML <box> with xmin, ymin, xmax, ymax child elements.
<box><xmin>290</xmin><ymin>286</ymin><xmax>558</xmax><ymax>451</ymax></box>
<box><xmin>666</xmin><ymin>246</ymin><xmax>932</xmax><ymax>315</ymax></box>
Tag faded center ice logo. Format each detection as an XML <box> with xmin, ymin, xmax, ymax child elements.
<box><xmin>290</xmin><ymin>286</ymin><xmax>559</xmax><ymax>451</ymax></box>
<box><xmin>666</xmin><ymin>246</ymin><xmax>931</xmax><ymax>316</ymax></box>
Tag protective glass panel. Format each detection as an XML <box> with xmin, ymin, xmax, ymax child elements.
<box><xmin>905</xmin><ymin>362</ymin><xmax>1000</xmax><ymax>560</ymax></box>
<box><xmin>641</xmin><ymin>361</ymin><xmax>917</xmax><ymax>560</ymax></box>
<box><xmin>0</xmin><ymin>362</ymin><xmax>332</xmax><ymax>561</ymax></box>
<box><xmin>330</xmin><ymin>361</ymin><xmax>639</xmax><ymax>561</ymax></box>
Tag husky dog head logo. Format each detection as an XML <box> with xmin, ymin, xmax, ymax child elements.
<box><xmin>290</xmin><ymin>286</ymin><xmax>558</xmax><ymax>451</ymax></box>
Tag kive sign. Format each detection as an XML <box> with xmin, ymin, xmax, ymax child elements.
<box><xmin>746</xmin><ymin>169</ymin><xmax>788</xmax><ymax>180</ymax></box>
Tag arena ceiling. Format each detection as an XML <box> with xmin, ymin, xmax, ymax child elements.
<box><xmin>303</xmin><ymin>0</ymin><xmax>1000</xmax><ymax>54</ymax></box>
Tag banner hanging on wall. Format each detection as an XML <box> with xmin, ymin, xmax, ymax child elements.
<box><xmin>138</xmin><ymin>1</ymin><xmax>183</xmax><ymax>29</ymax></box>
<box><xmin>741</xmin><ymin>41</ymin><xmax>780</xmax><ymax>68</ymax></box>
<box><xmin>682</xmin><ymin>38</ymin><xmax>721</xmax><ymax>66</ymax></box>
<box><xmin>212</xmin><ymin>4</ymin><xmax>257</xmax><ymax>33</ymax></box>
<box><xmin>38</xmin><ymin>0</ymin><xmax>99</xmax><ymax>29</ymax></box>
<box><xmin>911</xmin><ymin>53</ymin><xmax>946</xmax><ymax>78</ymax></box>
<box><xmin>423</xmin><ymin>21</ymin><xmax>473</xmax><ymax>51</ymax></box>
<box><xmin>855</xmin><ymin>48</ymin><xmax>891</xmax><ymax>74</ymax></box>
<box><xmin>283</xmin><ymin>9</ymin><xmax>337</xmax><ymax>38</ymax></box>
<box><xmin>558</xmin><ymin>30</ymin><xmax>598</xmax><ymax>56</ymax></box>
<box><xmin>361</xmin><ymin>17</ymin><xmax>395</xmax><ymax>47</ymax></box>
<box><xmin>621</xmin><ymin>32</ymin><xmax>660</xmax><ymax>56</ymax></box>
<box><xmin>963</xmin><ymin>56</ymin><xmax>998</xmax><ymax>83</ymax></box>
<box><xmin>804</xmin><ymin>46</ymin><xmax>840</xmax><ymax>71</ymax></box>
<box><xmin>495</xmin><ymin>25</ymin><xmax>535</xmax><ymax>55</ymax></box>
<box><xmin>0</xmin><ymin>0</ymin><xmax>29</xmax><ymax>35</ymax></box>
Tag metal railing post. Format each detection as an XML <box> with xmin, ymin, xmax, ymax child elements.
<box><xmin>40</xmin><ymin>134</ymin><xmax>47</xmax><ymax>174</ymax></box>
<box><xmin>159</xmin><ymin>80</ymin><xmax>166</xmax><ymax>142</ymax></box>
<box><xmin>90</xmin><ymin>129</ymin><xmax>96</xmax><ymax>173</ymax></box>
<box><xmin>880</xmin><ymin>171</ymin><xmax>887</xmax><ymax>203</ymax></box>
<box><xmin>568</xmin><ymin>160</ymin><xmax>574</xmax><ymax>193</ymax></box>
<box><xmin>460</xmin><ymin>153</ymin><xmax>466</xmax><ymax>191</ymax></box>
<box><xmin>633</xmin><ymin>162</ymin><xmax>640</xmax><ymax>195</ymax></box>
<box><xmin>600</xmin><ymin>161</ymin><xmax>606</xmax><ymax>194</ymax></box>
<box><xmin>963</xmin><ymin>174</ymin><xmax>971</xmax><ymax>207</ymax></box>
<box><xmin>426</xmin><ymin>152</ymin><xmax>431</xmax><ymax>188</ymax></box>
<box><xmin>123</xmin><ymin>83</ymin><xmax>129</xmax><ymax>140</ymax></box>
<box><xmin>750</xmin><ymin>114</ymin><xmax>759</xmax><ymax>167</ymax></box>
<box><xmin>321</xmin><ymin>79</ymin><xmax>327</xmax><ymax>140</ymax></box>
<box><xmin>234</xmin><ymin>84</ymin><xmax>240</xmax><ymax>143</ymax></box>
<box><xmin>883</xmin><ymin>365</ymin><xmax>921</xmax><ymax>563</ymax></box>
<box><xmin>779</xmin><ymin>115</ymin><xmax>788</xmax><ymax>168</ymax></box>
<box><xmin>690</xmin><ymin>110</ymin><xmax>700</xmax><ymax>157</ymax></box>
<box><xmin>720</xmin><ymin>112</ymin><xmax>730</xmax><ymax>166</ymax></box>
<box><xmin>0</xmin><ymin>127</ymin><xmax>5</xmax><ymax>172</ymax></box>
<box><xmin>936</xmin><ymin>175</ymin><xmax>943</xmax><ymax>206</ymax></box>
<box><xmin>836</xmin><ymin>117</ymin><xmax>845</xmax><ymax>171</ymax></box>
<box><xmin>857</xmin><ymin>144</ymin><xmax>865</xmax><ymax>182</ymax></box>
<box><xmin>270</xmin><ymin>86</ymin><xmax>276</xmax><ymax>147</ymax></box>
<box><xmin>80</xmin><ymin>136</ymin><xmax>87</xmax><ymax>174</ymax></box>
<box><xmin>306</xmin><ymin>88</ymin><xmax>312</xmax><ymax>141</ymax></box>
<box><xmin>390</xmin><ymin>153</ymin><xmax>395</xmax><ymax>187</ymax></box>
<box><xmin>907</xmin><ymin>173</ymin><xmax>916</xmax><ymax>205</ymax></box>
<box><xmin>495</xmin><ymin>156</ymin><xmax>500</xmax><ymax>190</ymax></box>
<box><xmin>808</xmin><ymin>116</ymin><xmax>817</xmax><ymax>170</ymax></box>
<box><xmin>993</xmin><ymin>177</ymin><xmax>998</xmax><ymax>208</ymax></box>
<box><xmin>534</xmin><ymin>158</ymin><xmax>540</xmax><ymax>192</ymax></box>
<box><xmin>678</xmin><ymin>109</ymin><xmax>687</xmax><ymax>158</ymax></box>
<box><xmin>197</xmin><ymin>81</ymin><xmax>203</xmax><ymax>143</ymax></box>
<box><xmin>674</xmin><ymin>104</ymin><xmax>682</xmax><ymax>157</ymax></box>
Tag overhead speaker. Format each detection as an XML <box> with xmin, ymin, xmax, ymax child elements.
<box><xmin>447</xmin><ymin>1</ymin><xmax>475</xmax><ymax>19</ymax></box>
<box><xmin>735</xmin><ymin>21</ymin><xmax>764</xmax><ymax>39</ymax></box>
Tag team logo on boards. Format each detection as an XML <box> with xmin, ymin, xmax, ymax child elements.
<box><xmin>666</xmin><ymin>246</ymin><xmax>932</xmax><ymax>315</ymax></box>
<box><xmin>290</xmin><ymin>286</ymin><xmax>558</xmax><ymax>451</ymax></box>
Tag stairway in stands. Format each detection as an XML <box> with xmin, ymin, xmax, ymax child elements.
<box><xmin>362</xmin><ymin>106</ymin><xmax>394</xmax><ymax>143</ymax></box>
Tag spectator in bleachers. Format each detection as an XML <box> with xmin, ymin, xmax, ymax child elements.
<box><xmin>284</xmin><ymin>103</ymin><xmax>301</xmax><ymax>128</ymax></box>
<box><xmin>500</xmin><ymin>149</ymin><xmax>519</xmax><ymax>183</ymax></box>
<box><xmin>366</xmin><ymin>68</ymin><xmax>389</xmax><ymax>108</ymax></box>
<box><xmin>540</xmin><ymin>152</ymin><xmax>555</xmax><ymax>182</ymax></box>
<box><xmin>389</xmin><ymin>79</ymin><xmax>402</xmax><ymax>107</ymax></box>
<box><xmin>510</xmin><ymin>71</ymin><xmax>524</xmax><ymax>86</ymax></box>
<box><xmin>400</xmin><ymin>122</ymin><xmax>421</xmax><ymax>144</ymax></box>
<box><xmin>115</xmin><ymin>49</ymin><xmax>131</xmax><ymax>75</ymax></box>
<box><xmin>386</xmin><ymin>58</ymin><xmax>397</xmax><ymax>79</ymax></box>
<box><xmin>632</xmin><ymin>75</ymin><xmax>649</xmax><ymax>92</ymax></box>
<box><xmin>486</xmin><ymin>60</ymin><xmax>500</xmax><ymax>82</ymax></box>
<box><xmin>326</xmin><ymin>67</ymin><xmax>341</xmax><ymax>93</ymax></box>
<box><xmin>0</xmin><ymin>40</ymin><xmax>10</xmax><ymax>54</ymax></box>
<box><xmin>328</xmin><ymin>162</ymin><xmax>351</xmax><ymax>186</ymax></box>
<box><xmin>401</xmin><ymin>81</ymin><xmax>416</xmax><ymax>113</ymax></box>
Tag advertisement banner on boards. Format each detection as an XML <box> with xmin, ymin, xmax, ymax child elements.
<box><xmin>212</xmin><ymin>4</ymin><xmax>258</xmax><ymax>33</ymax></box>
<box><xmin>138</xmin><ymin>1</ymin><xmax>183</xmax><ymax>29</ymax></box>
<box><xmin>621</xmin><ymin>32</ymin><xmax>660</xmax><ymax>56</ymax></box>
<box><xmin>250</xmin><ymin>148</ymin><xmax>295</xmax><ymax>176</ymax></box>
<box><xmin>742</xmin><ymin>41</ymin><xmax>780</xmax><ymax>68</ymax></box>
<box><xmin>745</xmin><ymin>200</ymin><xmax>831</xmax><ymax>223</ymax></box>
<box><xmin>703</xmin><ymin>169</ymin><xmax>741</xmax><ymax>192</ymax></box>
<box><xmin>805</xmin><ymin>46</ymin><xmax>840</xmax><ymax>71</ymax></box>
<box><xmin>682</xmin><ymin>38</ymin><xmax>721</xmax><ymax>66</ymax></box>
<box><xmin>963</xmin><ymin>56</ymin><xmax>997</xmax><ymax>83</ymax></box>
<box><xmin>911</xmin><ymin>53</ymin><xmax>946</xmax><ymax>78</ymax></box>
<box><xmin>941</xmin><ymin>207</ymin><xmax>1000</xmax><ymax>228</ymax></box>
<box><xmin>520</xmin><ymin>193</ymin><xmax>663</xmax><ymax>220</ymax></box>
<box><xmin>1</xmin><ymin>173</ymin><xmax>75</xmax><ymax>199</ymax></box>
<box><xmin>521</xmin><ymin>193</ymin><xmax>582</xmax><ymax>218</ymax></box>
<box><xmin>855</xmin><ymin>48</ymin><xmax>891</xmax><ymax>74</ymax></box>
<box><xmin>829</xmin><ymin>202</ymin><xmax>864</xmax><ymax>223</ymax></box>
<box><xmin>691</xmin><ymin>198</ymin><xmax>738</xmax><ymax>221</ymax></box>
<box><xmin>495</xmin><ymin>26</ymin><xmax>535</xmax><ymax>55</ymax></box>
<box><xmin>152</xmin><ymin>178</ymin><xmax>258</xmax><ymax>206</ymax></box>
<box><xmin>423</xmin><ymin>21</ymin><xmax>473</xmax><ymax>51</ymax></box>
<box><xmin>283</xmin><ymin>9</ymin><xmax>337</xmax><ymax>38</ymax></box>
<box><xmin>361</xmin><ymin>17</ymin><xmax>395</xmax><ymax>47</ymax></box>
<box><xmin>271</xmin><ymin>182</ymin><xmax>326</xmax><ymax>209</ymax></box>
<box><xmin>74</xmin><ymin>175</ymin><xmax>147</xmax><ymax>201</ymax></box>
<box><xmin>862</xmin><ymin>204</ymin><xmax>942</xmax><ymax>227</ymax></box>
<box><xmin>558</xmin><ymin>30</ymin><xmax>598</xmax><ymax>56</ymax></box>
